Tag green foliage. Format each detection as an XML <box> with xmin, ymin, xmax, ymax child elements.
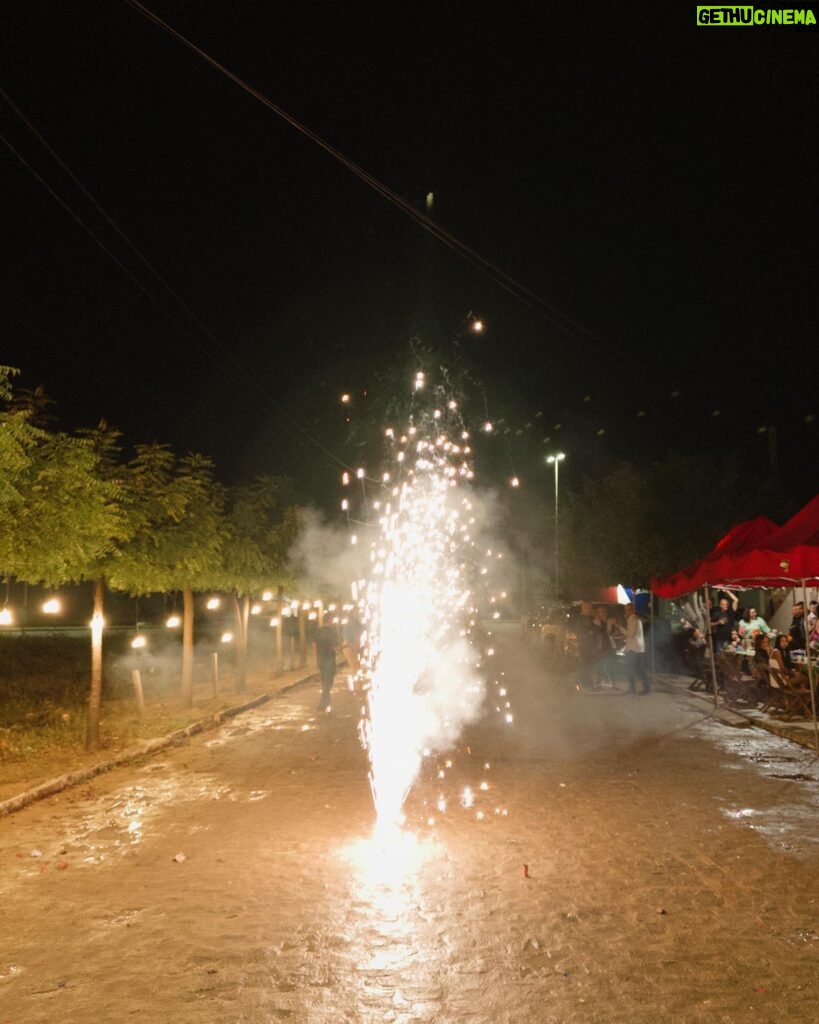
<box><xmin>213</xmin><ymin>476</ymin><xmax>301</xmax><ymax>595</ymax></box>
<box><xmin>0</xmin><ymin>384</ymin><xmax>126</xmax><ymax>586</ymax></box>
<box><xmin>562</xmin><ymin>451</ymin><xmax>776</xmax><ymax>589</ymax></box>
<box><xmin>108</xmin><ymin>445</ymin><xmax>224</xmax><ymax>594</ymax></box>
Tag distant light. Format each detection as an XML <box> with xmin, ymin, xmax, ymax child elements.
<box><xmin>206</xmin><ymin>597</ymin><xmax>220</xmax><ymax>610</ymax></box>
<box><xmin>471</xmin><ymin>319</ymin><xmax>484</xmax><ymax>333</ymax></box>
<box><xmin>269</xmin><ymin>617</ymin><xmax>280</xmax><ymax>627</ymax></box>
<box><xmin>42</xmin><ymin>598</ymin><xmax>62</xmax><ymax>615</ymax></box>
<box><xmin>221</xmin><ymin>632</ymin><xmax>233</xmax><ymax>644</ymax></box>
<box><xmin>484</xmin><ymin>422</ymin><xmax>493</xmax><ymax>433</ymax></box>
<box><xmin>0</xmin><ymin>607</ymin><xmax>14</xmax><ymax>626</ymax></box>
<box><xmin>425</xmin><ymin>191</ymin><xmax>434</xmax><ymax>209</ymax></box>
<box><xmin>166</xmin><ymin>614</ymin><xmax>181</xmax><ymax>629</ymax></box>
<box><xmin>308</xmin><ymin>611</ymin><xmax>317</xmax><ymax>621</ymax></box>
<box><xmin>340</xmin><ymin>393</ymin><xmax>351</xmax><ymax>404</ymax></box>
<box><xmin>131</xmin><ymin>635</ymin><xmax>147</xmax><ymax>650</ymax></box>
<box><xmin>356</xmin><ymin>468</ymin><xmax>365</xmax><ymax>480</ymax></box>
<box><xmin>546</xmin><ymin>452</ymin><xmax>566</xmax><ymax>464</ymax></box>
<box><xmin>262</xmin><ymin>590</ymin><xmax>273</xmax><ymax>601</ymax></box>
<box><xmin>251</xmin><ymin>604</ymin><xmax>262</xmax><ymax>615</ymax></box>
<box><xmin>510</xmin><ymin>477</ymin><xmax>520</xmax><ymax>488</ymax></box>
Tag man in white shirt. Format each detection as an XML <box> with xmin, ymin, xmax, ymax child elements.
<box><xmin>620</xmin><ymin>603</ymin><xmax>651</xmax><ymax>695</ymax></box>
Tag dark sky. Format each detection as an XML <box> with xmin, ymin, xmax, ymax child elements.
<box><xmin>2</xmin><ymin>1</ymin><xmax>817</xmax><ymax>506</ymax></box>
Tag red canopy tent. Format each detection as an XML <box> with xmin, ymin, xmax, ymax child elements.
<box><xmin>712</xmin><ymin>494</ymin><xmax>819</xmax><ymax>587</ymax></box>
<box><xmin>651</xmin><ymin>516</ymin><xmax>778</xmax><ymax>599</ymax></box>
<box><xmin>651</xmin><ymin>497</ymin><xmax>819</xmax><ymax>751</ymax></box>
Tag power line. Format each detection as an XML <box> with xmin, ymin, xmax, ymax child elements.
<box><xmin>0</xmin><ymin>103</ymin><xmax>352</xmax><ymax>471</ymax></box>
<box><xmin>122</xmin><ymin>0</ymin><xmax>668</xmax><ymax>394</ymax></box>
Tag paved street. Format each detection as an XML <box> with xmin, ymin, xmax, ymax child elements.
<box><xmin>2</xmin><ymin>646</ymin><xmax>818</xmax><ymax>1023</ymax></box>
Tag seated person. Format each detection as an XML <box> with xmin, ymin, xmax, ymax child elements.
<box><xmin>753</xmin><ymin>634</ymin><xmax>773</xmax><ymax>666</ymax></box>
<box><xmin>770</xmin><ymin>632</ymin><xmax>809</xmax><ymax>687</ymax></box>
<box><xmin>737</xmin><ymin>607</ymin><xmax>771</xmax><ymax>639</ymax></box>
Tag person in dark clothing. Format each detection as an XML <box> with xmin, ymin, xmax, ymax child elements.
<box><xmin>315</xmin><ymin>624</ymin><xmax>338</xmax><ymax>712</ymax></box>
<box><xmin>789</xmin><ymin>602</ymin><xmax>806</xmax><ymax>649</ymax></box>
<box><xmin>710</xmin><ymin>591</ymin><xmax>739</xmax><ymax>652</ymax></box>
<box><xmin>575</xmin><ymin>602</ymin><xmax>598</xmax><ymax>691</ymax></box>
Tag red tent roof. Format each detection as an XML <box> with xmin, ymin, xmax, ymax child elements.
<box><xmin>651</xmin><ymin>516</ymin><xmax>778</xmax><ymax>597</ymax></box>
<box><xmin>714</xmin><ymin>494</ymin><xmax>819</xmax><ymax>587</ymax></box>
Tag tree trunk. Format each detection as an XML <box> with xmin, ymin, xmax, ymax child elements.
<box><xmin>298</xmin><ymin>603</ymin><xmax>307</xmax><ymax>668</ymax></box>
<box><xmin>181</xmin><ymin>585</ymin><xmax>194</xmax><ymax>707</ymax></box>
<box><xmin>86</xmin><ymin>576</ymin><xmax>105</xmax><ymax>751</ymax></box>
<box><xmin>275</xmin><ymin>586</ymin><xmax>284</xmax><ymax>677</ymax></box>
<box><xmin>231</xmin><ymin>589</ymin><xmax>250</xmax><ymax>694</ymax></box>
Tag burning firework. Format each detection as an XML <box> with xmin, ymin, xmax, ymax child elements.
<box><xmin>349</xmin><ymin>379</ymin><xmax>508</xmax><ymax>836</ymax></box>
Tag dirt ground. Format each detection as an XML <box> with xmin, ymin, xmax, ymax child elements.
<box><xmin>1</xmin><ymin>645</ymin><xmax>818</xmax><ymax>1023</ymax></box>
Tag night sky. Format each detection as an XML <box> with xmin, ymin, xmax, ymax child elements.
<box><xmin>2</xmin><ymin>2</ymin><xmax>817</xmax><ymax>507</ymax></box>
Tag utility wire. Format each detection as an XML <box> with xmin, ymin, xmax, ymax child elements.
<box><xmin>122</xmin><ymin>0</ymin><xmax>668</xmax><ymax>395</ymax></box>
<box><xmin>0</xmin><ymin>107</ymin><xmax>352</xmax><ymax>470</ymax></box>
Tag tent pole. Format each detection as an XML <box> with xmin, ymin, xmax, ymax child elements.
<box><xmin>703</xmin><ymin>585</ymin><xmax>719</xmax><ymax>709</ymax></box>
<box><xmin>649</xmin><ymin>591</ymin><xmax>656</xmax><ymax>688</ymax></box>
<box><xmin>801</xmin><ymin>580</ymin><xmax>819</xmax><ymax>757</ymax></box>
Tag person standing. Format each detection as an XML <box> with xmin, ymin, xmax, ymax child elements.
<box><xmin>593</xmin><ymin>605</ymin><xmax>616</xmax><ymax>687</ymax></box>
<box><xmin>789</xmin><ymin>601</ymin><xmax>807</xmax><ymax>649</ymax></box>
<box><xmin>575</xmin><ymin>602</ymin><xmax>598</xmax><ymax>691</ymax></box>
<box><xmin>315</xmin><ymin>624</ymin><xmax>338</xmax><ymax>712</ymax></box>
<box><xmin>710</xmin><ymin>591</ymin><xmax>739</xmax><ymax>652</ymax></box>
<box><xmin>619</xmin><ymin>603</ymin><xmax>651</xmax><ymax>694</ymax></box>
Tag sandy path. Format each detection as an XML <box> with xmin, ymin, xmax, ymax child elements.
<box><xmin>1</xmin><ymin>649</ymin><xmax>818</xmax><ymax>1023</ymax></box>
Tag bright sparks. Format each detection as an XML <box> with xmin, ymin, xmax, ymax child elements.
<box><xmin>355</xmin><ymin>384</ymin><xmax>486</xmax><ymax>835</ymax></box>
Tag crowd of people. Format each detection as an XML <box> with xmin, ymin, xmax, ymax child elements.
<box><xmin>681</xmin><ymin>591</ymin><xmax>819</xmax><ymax>713</ymax></box>
<box><xmin>575</xmin><ymin>601</ymin><xmax>651</xmax><ymax>695</ymax></box>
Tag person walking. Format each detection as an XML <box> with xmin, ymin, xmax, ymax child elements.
<box><xmin>315</xmin><ymin>624</ymin><xmax>338</xmax><ymax>712</ymax></box>
<box><xmin>575</xmin><ymin>602</ymin><xmax>598</xmax><ymax>691</ymax></box>
<box><xmin>619</xmin><ymin>602</ymin><xmax>651</xmax><ymax>695</ymax></box>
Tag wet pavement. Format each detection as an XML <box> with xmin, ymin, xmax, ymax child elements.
<box><xmin>1</xmin><ymin>652</ymin><xmax>818</xmax><ymax>1023</ymax></box>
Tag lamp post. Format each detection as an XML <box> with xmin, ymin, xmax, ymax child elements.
<box><xmin>546</xmin><ymin>453</ymin><xmax>566</xmax><ymax>599</ymax></box>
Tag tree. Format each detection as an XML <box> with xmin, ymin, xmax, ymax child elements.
<box><xmin>213</xmin><ymin>478</ymin><xmax>300</xmax><ymax>693</ymax></box>
<box><xmin>108</xmin><ymin>446</ymin><xmax>224</xmax><ymax>707</ymax></box>
<box><xmin>0</xmin><ymin>378</ymin><xmax>127</xmax><ymax>748</ymax></box>
<box><xmin>561</xmin><ymin>451</ymin><xmax>778</xmax><ymax>591</ymax></box>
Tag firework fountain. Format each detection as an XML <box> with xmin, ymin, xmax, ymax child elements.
<box><xmin>346</xmin><ymin>373</ymin><xmax>511</xmax><ymax>840</ymax></box>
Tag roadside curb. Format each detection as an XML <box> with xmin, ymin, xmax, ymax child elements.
<box><xmin>0</xmin><ymin>669</ymin><xmax>320</xmax><ymax>818</ymax></box>
<box><xmin>659</xmin><ymin>671</ymin><xmax>819</xmax><ymax>750</ymax></box>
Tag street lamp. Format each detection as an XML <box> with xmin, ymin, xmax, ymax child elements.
<box><xmin>546</xmin><ymin>453</ymin><xmax>566</xmax><ymax>599</ymax></box>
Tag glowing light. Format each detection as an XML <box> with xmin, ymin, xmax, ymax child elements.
<box><xmin>341</xmin><ymin>393</ymin><xmax>351</xmax><ymax>404</ymax></box>
<box><xmin>510</xmin><ymin>476</ymin><xmax>520</xmax><ymax>488</ymax></box>
<box><xmin>471</xmin><ymin>319</ymin><xmax>484</xmax><ymax>333</ymax></box>
<box><xmin>221</xmin><ymin>632</ymin><xmax>233</xmax><ymax>644</ymax></box>
<box><xmin>166</xmin><ymin>614</ymin><xmax>181</xmax><ymax>628</ymax></box>
<box><xmin>42</xmin><ymin>598</ymin><xmax>62</xmax><ymax>615</ymax></box>
<box><xmin>206</xmin><ymin>597</ymin><xmax>220</xmax><ymax>610</ymax></box>
<box><xmin>356</xmin><ymin>383</ymin><xmax>488</xmax><ymax>834</ymax></box>
<box><xmin>269</xmin><ymin>617</ymin><xmax>280</xmax><ymax>627</ymax></box>
<box><xmin>0</xmin><ymin>607</ymin><xmax>14</xmax><ymax>626</ymax></box>
<box><xmin>251</xmin><ymin>604</ymin><xmax>262</xmax><ymax>615</ymax></box>
<box><xmin>262</xmin><ymin>590</ymin><xmax>273</xmax><ymax>601</ymax></box>
<box><xmin>483</xmin><ymin>422</ymin><xmax>493</xmax><ymax>432</ymax></box>
<box><xmin>131</xmin><ymin>635</ymin><xmax>147</xmax><ymax>650</ymax></box>
<box><xmin>90</xmin><ymin>612</ymin><xmax>104</xmax><ymax>644</ymax></box>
